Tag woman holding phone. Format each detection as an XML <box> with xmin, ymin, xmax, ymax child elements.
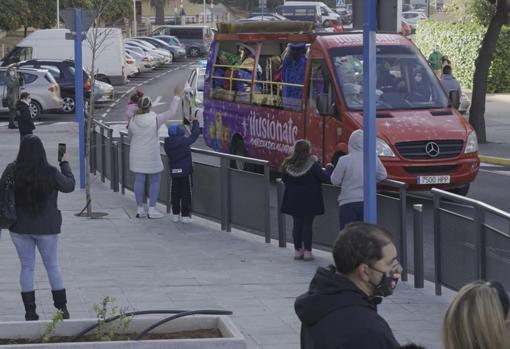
<box><xmin>1</xmin><ymin>135</ymin><xmax>75</xmax><ymax>320</ymax></box>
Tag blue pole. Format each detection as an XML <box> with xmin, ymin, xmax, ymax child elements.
<box><xmin>74</xmin><ymin>8</ymin><xmax>85</xmax><ymax>189</ymax></box>
<box><xmin>362</xmin><ymin>0</ymin><xmax>377</xmax><ymax>223</ymax></box>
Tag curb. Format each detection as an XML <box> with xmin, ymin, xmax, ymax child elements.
<box><xmin>479</xmin><ymin>155</ymin><xmax>510</xmax><ymax>166</ymax></box>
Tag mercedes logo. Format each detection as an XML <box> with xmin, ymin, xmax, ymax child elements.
<box><xmin>425</xmin><ymin>142</ymin><xmax>440</xmax><ymax>158</ymax></box>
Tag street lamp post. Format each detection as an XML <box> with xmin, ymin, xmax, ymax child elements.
<box><xmin>203</xmin><ymin>0</ymin><xmax>206</xmax><ymax>24</ymax></box>
<box><xmin>133</xmin><ymin>0</ymin><xmax>137</xmax><ymax>37</ymax></box>
<box><xmin>57</xmin><ymin>0</ymin><xmax>59</xmax><ymax>28</ymax></box>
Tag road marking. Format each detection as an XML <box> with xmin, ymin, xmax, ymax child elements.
<box><xmin>152</xmin><ymin>96</ymin><xmax>166</xmax><ymax>107</ymax></box>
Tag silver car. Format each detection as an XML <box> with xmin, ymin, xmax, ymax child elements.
<box><xmin>125</xmin><ymin>47</ymin><xmax>156</xmax><ymax>72</ymax></box>
<box><xmin>93</xmin><ymin>80</ymin><xmax>114</xmax><ymax>104</ymax></box>
<box><xmin>183</xmin><ymin>64</ymin><xmax>205</xmax><ymax>127</ymax></box>
<box><xmin>0</xmin><ymin>67</ymin><xmax>63</xmax><ymax>119</ymax></box>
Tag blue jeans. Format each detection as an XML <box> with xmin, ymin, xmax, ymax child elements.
<box><xmin>10</xmin><ymin>233</ymin><xmax>64</xmax><ymax>292</ymax></box>
<box><xmin>134</xmin><ymin>173</ymin><xmax>161</xmax><ymax>207</ymax></box>
<box><xmin>339</xmin><ymin>201</ymin><xmax>364</xmax><ymax>230</ymax></box>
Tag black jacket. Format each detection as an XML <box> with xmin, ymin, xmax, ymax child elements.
<box><xmin>15</xmin><ymin>101</ymin><xmax>35</xmax><ymax>136</ymax></box>
<box><xmin>164</xmin><ymin>120</ymin><xmax>200</xmax><ymax>178</ymax></box>
<box><xmin>280</xmin><ymin>156</ymin><xmax>331</xmax><ymax>217</ymax></box>
<box><xmin>295</xmin><ymin>266</ymin><xmax>400</xmax><ymax>349</ymax></box>
<box><xmin>8</xmin><ymin>161</ymin><xmax>75</xmax><ymax>235</ymax></box>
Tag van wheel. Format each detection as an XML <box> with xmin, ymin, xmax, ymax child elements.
<box><xmin>188</xmin><ymin>47</ymin><xmax>200</xmax><ymax>57</ymax></box>
<box><xmin>29</xmin><ymin>100</ymin><xmax>42</xmax><ymax>120</ymax></box>
<box><xmin>95</xmin><ymin>75</ymin><xmax>111</xmax><ymax>84</ymax></box>
<box><xmin>447</xmin><ymin>184</ymin><xmax>470</xmax><ymax>196</ymax></box>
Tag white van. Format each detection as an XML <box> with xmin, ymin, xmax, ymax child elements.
<box><xmin>283</xmin><ymin>1</ymin><xmax>340</xmax><ymax>26</ymax></box>
<box><xmin>1</xmin><ymin>28</ymin><xmax>126</xmax><ymax>85</ymax></box>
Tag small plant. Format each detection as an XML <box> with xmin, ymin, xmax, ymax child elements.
<box><xmin>92</xmin><ymin>296</ymin><xmax>132</xmax><ymax>341</ymax></box>
<box><xmin>40</xmin><ymin>309</ymin><xmax>64</xmax><ymax>343</ymax></box>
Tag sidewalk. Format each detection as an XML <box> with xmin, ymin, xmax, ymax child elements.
<box><xmin>0</xmin><ymin>123</ymin><xmax>455</xmax><ymax>349</ymax></box>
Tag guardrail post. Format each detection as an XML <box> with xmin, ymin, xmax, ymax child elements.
<box><xmin>108</xmin><ymin>128</ymin><xmax>115</xmax><ymax>190</ymax></box>
<box><xmin>166</xmin><ymin>173</ymin><xmax>172</xmax><ymax>214</ymax></box>
<box><xmin>474</xmin><ymin>205</ymin><xmax>486</xmax><ymax>280</ymax></box>
<box><xmin>91</xmin><ymin>124</ymin><xmax>97</xmax><ymax>175</ymax></box>
<box><xmin>112</xmin><ymin>141</ymin><xmax>119</xmax><ymax>193</ymax></box>
<box><xmin>433</xmin><ymin>192</ymin><xmax>442</xmax><ymax>295</ymax></box>
<box><xmin>413</xmin><ymin>204</ymin><xmax>424</xmax><ymax>288</ymax></box>
<box><xmin>276</xmin><ymin>179</ymin><xmax>287</xmax><ymax>248</ymax></box>
<box><xmin>399</xmin><ymin>185</ymin><xmax>408</xmax><ymax>282</ymax></box>
<box><xmin>263</xmin><ymin>164</ymin><xmax>271</xmax><ymax>243</ymax></box>
<box><xmin>220</xmin><ymin>157</ymin><xmax>228</xmax><ymax>232</ymax></box>
<box><xmin>120</xmin><ymin>133</ymin><xmax>126</xmax><ymax>195</ymax></box>
<box><xmin>100</xmin><ymin>126</ymin><xmax>106</xmax><ymax>182</ymax></box>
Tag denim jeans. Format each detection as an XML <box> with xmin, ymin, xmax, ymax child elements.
<box><xmin>339</xmin><ymin>201</ymin><xmax>364</xmax><ymax>230</ymax></box>
<box><xmin>134</xmin><ymin>173</ymin><xmax>161</xmax><ymax>207</ymax></box>
<box><xmin>10</xmin><ymin>233</ymin><xmax>64</xmax><ymax>292</ymax></box>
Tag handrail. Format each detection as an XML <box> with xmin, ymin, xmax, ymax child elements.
<box><xmin>381</xmin><ymin>178</ymin><xmax>407</xmax><ymax>189</ymax></box>
<box><xmin>190</xmin><ymin>146</ymin><xmax>270</xmax><ymax>166</ymax></box>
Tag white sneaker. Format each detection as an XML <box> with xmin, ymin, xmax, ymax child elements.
<box><xmin>171</xmin><ymin>214</ymin><xmax>180</xmax><ymax>223</ymax></box>
<box><xmin>181</xmin><ymin>216</ymin><xmax>193</xmax><ymax>224</ymax></box>
<box><xmin>147</xmin><ymin>207</ymin><xmax>164</xmax><ymax>219</ymax></box>
<box><xmin>136</xmin><ymin>206</ymin><xmax>146</xmax><ymax>218</ymax></box>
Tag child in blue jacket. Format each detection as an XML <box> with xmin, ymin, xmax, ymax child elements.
<box><xmin>164</xmin><ymin>114</ymin><xmax>201</xmax><ymax>223</ymax></box>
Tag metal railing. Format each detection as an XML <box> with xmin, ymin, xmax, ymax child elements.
<box><xmin>432</xmin><ymin>188</ymin><xmax>510</xmax><ymax>295</ymax></box>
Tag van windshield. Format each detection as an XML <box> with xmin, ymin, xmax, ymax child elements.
<box><xmin>330</xmin><ymin>45</ymin><xmax>449</xmax><ymax>110</ymax></box>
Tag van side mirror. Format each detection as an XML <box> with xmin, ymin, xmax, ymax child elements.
<box><xmin>317</xmin><ymin>94</ymin><xmax>334</xmax><ymax>116</ymax></box>
<box><xmin>449</xmin><ymin>90</ymin><xmax>460</xmax><ymax>109</ymax></box>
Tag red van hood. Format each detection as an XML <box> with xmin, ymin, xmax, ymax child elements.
<box><xmin>352</xmin><ymin>110</ymin><xmax>470</xmax><ymax>143</ymax></box>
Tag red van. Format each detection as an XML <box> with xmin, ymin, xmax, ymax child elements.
<box><xmin>203</xmin><ymin>22</ymin><xmax>479</xmax><ymax>194</ymax></box>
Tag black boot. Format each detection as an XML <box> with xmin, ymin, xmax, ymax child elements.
<box><xmin>21</xmin><ymin>291</ymin><xmax>39</xmax><ymax>321</ymax></box>
<box><xmin>51</xmin><ymin>289</ymin><xmax>70</xmax><ymax>319</ymax></box>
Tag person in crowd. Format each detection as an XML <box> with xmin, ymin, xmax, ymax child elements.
<box><xmin>295</xmin><ymin>222</ymin><xmax>402</xmax><ymax>348</ymax></box>
<box><xmin>2</xmin><ymin>135</ymin><xmax>75</xmax><ymax>321</ymax></box>
<box><xmin>443</xmin><ymin>280</ymin><xmax>510</xmax><ymax>349</ymax></box>
<box><xmin>128</xmin><ymin>85</ymin><xmax>183</xmax><ymax>219</ymax></box>
<box><xmin>330</xmin><ymin>130</ymin><xmax>387</xmax><ymax>230</ymax></box>
<box><xmin>440</xmin><ymin>65</ymin><xmax>462</xmax><ymax>108</ymax></box>
<box><xmin>441</xmin><ymin>55</ymin><xmax>451</xmax><ymax>68</ymax></box>
<box><xmin>163</xmin><ymin>111</ymin><xmax>201</xmax><ymax>224</ymax></box>
<box><xmin>280</xmin><ymin>140</ymin><xmax>332</xmax><ymax>261</ymax></box>
<box><xmin>5</xmin><ymin>65</ymin><xmax>23</xmax><ymax>129</ymax></box>
<box><xmin>428</xmin><ymin>46</ymin><xmax>443</xmax><ymax>78</ymax></box>
<box><xmin>125</xmin><ymin>90</ymin><xmax>144</xmax><ymax>124</ymax></box>
<box><xmin>15</xmin><ymin>92</ymin><xmax>35</xmax><ymax>139</ymax></box>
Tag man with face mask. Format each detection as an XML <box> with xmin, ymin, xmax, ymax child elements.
<box><xmin>15</xmin><ymin>92</ymin><xmax>35</xmax><ymax>139</ymax></box>
<box><xmin>295</xmin><ymin>222</ymin><xmax>402</xmax><ymax>349</ymax></box>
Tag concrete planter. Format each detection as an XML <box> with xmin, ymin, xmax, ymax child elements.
<box><xmin>0</xmin><ymin>315</ymin><xmax>246</xmax><ymax>348</ymax></box>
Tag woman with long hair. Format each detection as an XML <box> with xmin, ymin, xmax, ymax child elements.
<box><xmin>3</xmin><ymin>135</ymin><xmax>75</xmax><ymax>320</ymax></box>
<box><xmin>443</xmin><ymin>280</ymin><xmax>510</xmax><ymax>349</ymax></box>
<box><xmin>280</xmin><ymin>140</ymin><xmax>332</xmax><ymax>260</ymax></box>
<box><xmin>128</xmin><ymin>85</ymin><xmax>183</xmax><ymax>219</ymax></box>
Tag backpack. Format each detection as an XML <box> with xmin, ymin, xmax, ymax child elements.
<box><xmin>0</xmin><ymin>163</ymin><xmax>16</xmax><ymax>230</ymax></box>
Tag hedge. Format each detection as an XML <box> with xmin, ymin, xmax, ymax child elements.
<box><xmin>415</xmin><ymin>20</ymin><xmax>510</xmax><ymax>93</ymax></box>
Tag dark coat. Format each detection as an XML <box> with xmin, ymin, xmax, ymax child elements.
<box><xmin>163</xmin><ymin>120</ymin><xmax>200</xmax><ymax>178</ymax></box>
<box><xmin>280</xmin><ymin>156</ymin><xmax>331</xmax><ymax>217</ymax></box>
<box><xmin>295</xmin><ymin>266</ymin><xmax>400</xmax><ymax>349</ymax></box>
<box><xmin>15</xmin><ymin>101</ymin><xmax>35</xmax><ymax>137</ymax></box>
<box><xmin>8</xmin><ymin>161</ymin><xmax>75</xmax><ymax>235</ymax></box>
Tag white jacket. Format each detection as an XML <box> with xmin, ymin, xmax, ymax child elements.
<box><xmin>128</xmin><ymin>97</ymin><xmax>180</xmax><ymax>174</ymax></box>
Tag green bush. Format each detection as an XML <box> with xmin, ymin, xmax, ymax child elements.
<box><xmin>415</xmin><ymin>20</ymin><xmax>510</xmax><ymax>93</ymax></box>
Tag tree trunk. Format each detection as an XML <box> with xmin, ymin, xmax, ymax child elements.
<box><xmin>469</xmin><ymin>10</ymin><xmax>508</xmax><ymax>144</ymax></box>
<box><xmin>24</xmin><ymin>26</ymin><xmax>28</xmax><ymax>37</ymax></box>
<box><xmin>155</xmin><ymin>1</ymin><xmax>165</xmax><ymax>25</ymax></box>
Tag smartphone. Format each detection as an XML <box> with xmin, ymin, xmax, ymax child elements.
<box><xmin>58</xmin><ymin>143</ymin><xmax>66</xmax><ymax>162</ymax></box>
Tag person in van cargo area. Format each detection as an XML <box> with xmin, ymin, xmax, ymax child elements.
<box><xmin>164</xmin><ymin>111</ymin><xmax>201</xmax><ymax>224</ymax></box>
<box><xmin>295</xmin><ymin>222</ymin><xmax>402</xmax><ymax>349</ymax></box>
<box><xmin>128</xmin><ymin>85</ymin><xmax>183</xmax><ymax>219</ymax></box>
<box><xmin>280</xmin><ymin>140</ymin><xmax>333</xmax><ymax>261</ymax></box>
<box><xmin>15</xmin><ymin>92</ymin><xmax>35</xmax><ymax>139</ymax></box>
<box><xmin>330</xmin><ymin>130</ymin><xmax>387</xmax><ymax>230</ymax></box>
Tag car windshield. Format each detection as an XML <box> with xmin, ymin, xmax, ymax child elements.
<box><xmin>330</xmin><ymin>45</ymin><xmax>449</xmax><ymax>110</ymax></box>
<box><xmin>197</xmin><ymin>70</ymin><xmax>205</xmax><ymax>91</ymax></box>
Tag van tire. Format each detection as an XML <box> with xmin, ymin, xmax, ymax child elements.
<box><xmin>95</xmin><ymin>75</ymin><xmax>111</xmax><ymax>84</ymax></box>
<box><xmin>188</xmin><ymin>47</ymin><xmax>200</xmax><ymax>57</ymax></box>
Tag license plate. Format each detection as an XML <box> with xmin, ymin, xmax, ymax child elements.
<box><xmin>417</xmin><ymin>175</ymin><xmax>450</xmax><ymax>185</ymax></box>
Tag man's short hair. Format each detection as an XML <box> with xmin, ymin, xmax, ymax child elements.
<box><xmin>20</xmin><ymin>92</ymin><xmax>30</xmax><ymax>100</ymax></box>
<box><xmin>333</xmin><ymin>222</ymin><xmax>394</xmax><ymax>274</ymax></box>
<box><xmin>443</xmin><ymin>65</ymin><xmax>452</xmax><ymax>75</ymax></box>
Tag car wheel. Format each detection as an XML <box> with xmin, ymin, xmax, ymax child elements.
<box><xmin>188</xmin><ymin>47</ymin><xmax>200</xmax><ymax>57</ymax></box>
<box><xmin>29</xmin><ymin>100</ymin><xmax>42</xmax><ymax>120</ymax></box>
<box><xmin>62</xmin><ymin>95</ymin><xmax>76</xmax><ymax>113</ymax></box>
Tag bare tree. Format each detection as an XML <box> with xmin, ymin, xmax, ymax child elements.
<box><xmin>150</xmin><ymin>0</ymin><xmax>166</xmax><ymax>25</ymax></box>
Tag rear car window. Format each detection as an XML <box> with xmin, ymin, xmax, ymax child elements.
<box><xmin>20</xmin><ymin>72</ymin><xmax>37</xmax><ymax>84</ymax></box>
<box><xmin>44</xmin><ymin>72</ymin><xmax>57</xmax><ymax>84</ymax></box>
<box><xmin>170</xmin><ymin>28</ymin><xmax>204</xmax><ymax>39</ymax></box>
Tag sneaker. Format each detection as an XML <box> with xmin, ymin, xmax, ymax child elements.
<box><xmin>171</xmin><ymin>214</ymin><xmax>180</xmax><ymax>223</ymax></box>
<box><xmin>181</xmin><ymin>216</ymin><xmax>193</xmax><ymax>224</ymax></box>
<box><xmin>294</xmin><ymin>249</ymin><xmax>304</xmax><ymax>260</ymax></box>
<box><xmin>148</xmin><ymin>207</ymin><xmax>164</xmax><ymax>219</ymax></box>
<box><xmin>303</xmin><ymin>251</ymin><xmax>314</xmax><ymax>261</ymax></box>
<box><xmin>136</xmin><ymin>206</ymin><xmax>146</xmax><ymax>218</ymax></box>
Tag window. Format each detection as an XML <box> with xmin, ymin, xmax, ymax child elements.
<box><xmin>11</xmin><ymin>46</ymin><xmax>33</xmax><ymax>61</ymax></box>
<box><xmin>188</xmin><ymin>70</ymin><xmax>197</xmax><ymax>87</ymax></box>
<box><xmin>20</xmin><ymin>72</ymin><xmax>37</xmax><ymax>84</ymax></box>
<box><xmin>321</xmin><ymin>7</ymin><xmax>328</xmax><ymax>16</ymax></box>
<box><xmin>197</xmin><ymin>71</ymin><xmax>205</xmax><ymax>91</ymax></box>
<box><xmin>40</xmin><ymin>65</ymin><xmax>62</xmax><ymax>80</ymax></box>
<box><xmin>309</xmin><ymin>60</ymin><xmax>335</xmax><ymax>116</ymax></box>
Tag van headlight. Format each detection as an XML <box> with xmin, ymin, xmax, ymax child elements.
<box><xmin>464</xmin><ymin>131</ymin><xmax>478</xmax><ymax>153</ymax></box>
<box><xmin>377</xmin><ymin>138</ymin><xmax>396</xmax><ymax>157</ymax></box>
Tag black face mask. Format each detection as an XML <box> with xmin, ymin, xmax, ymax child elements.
<box><xmin>369</xmin><ymin>263</ymin><xmax>402</xmax><ymax>297</ymax></box>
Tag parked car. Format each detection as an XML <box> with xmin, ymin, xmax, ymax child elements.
<box><xmin>334</xmin><ymin>8</ymin><xmax>352</xmax><ymax>24</ymax></box>
<box><xmin>402</xmin><ymin>11</ymin><xmax>427</xmax><ymax>31</ymax></box>
<box><xmin>151</xmin><ymin>25</ymin><xmax>213</xmax><ymax>57</ymax></box>
<box><xmin>125</xmin><ymin>47</ymin><xmax>156</xmax><ymax>72</ymax></box>
<box><xmin>239</xmin><ymin>13</ymin><xmax>288</xmax><ymax>22</ymax></box>
<box><xmin>152</xmin><ymin>35</ymin><xmax>185</xmax><ymax>49</ymax></box>
<box><xmin>125</xmin><ymin>53</ymin><xmax>139</xmax><ymax>77</ymax></box>
<box><xmin>134</xmin><ymin>36</ymin><xmax>186</xmax><ymax>60</ymax></box>
<box><xmin>125</xmin><ymin>40</ymin><xmax>170</xmax><ymax>66</ymax></box>
<box><xmin>125</xmin><ymin>42</ymin><xmax>165</xmax><ymax>67</ymax></box>
<box><xmin>93</xmin><ymin>79</ymin><xmax>114</xmax><ymax>104</ymax></box>
<box><xmin>0</xmin><ymin>67</ymin><xmax>62</xmax><ymax>119</ymax></box>
<box><xmin>182</xmin><ymin>63</ymin><xmax>205</xmax><ymax>127</ymax></box>
<box><xmin>17</xmin><ymin>59</ymin><xmax>91</xmax><ymax>114</ymax></box>
<box><xmin>276</xmin><ymin>1</ymin><xmax>340</xmax><ymax>27</ymax></box>
<box><xmin>127</xmin><ymin>38</ymin><xmax>173</xmax><ymax>64</ymax></box>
